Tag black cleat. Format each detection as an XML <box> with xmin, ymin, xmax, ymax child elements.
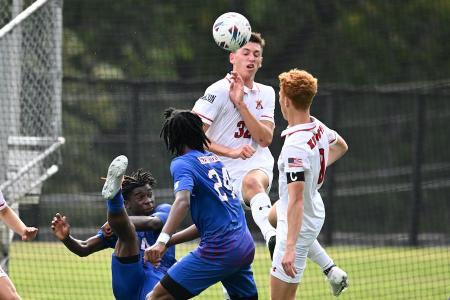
<box><xmin>268</xmin><ymin>235</ymin><xmax>276</xmax><ymax>261</ymax></box>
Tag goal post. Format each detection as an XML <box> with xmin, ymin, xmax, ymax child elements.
<box><xmin>0</xmin><ymin>0</ymin><xmax>64</xmax><ymax>271</ymax></box>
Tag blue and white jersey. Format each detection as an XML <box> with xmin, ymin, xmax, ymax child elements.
<box><xmin>171</xmin><ymin>149</ymin><xmax>255</xmax><ymax>265</ymax></box>
<box><xmin>97</xmin><ymin>203</ymin><xmax>176</xmax><ymax>273</ymax></box>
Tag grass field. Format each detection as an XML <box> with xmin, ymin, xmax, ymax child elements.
<box><xmin>9</xmin><ymin>242</ymin><xmax>450</xmax><ymax>300</ymax></box>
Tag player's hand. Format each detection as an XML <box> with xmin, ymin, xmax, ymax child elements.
<box><xmin>229</xmin><ymin>145</ymin><xmax>256</xmax><ymax>159</ymax></box>
<box><xmin>281</xmin><ymin>247</ymin><xmax>297</xmax><ymax>278</ymax></box>
<box><xmin>101</xmin><ymin>221</ymin><xmax>113</xmax><ymax>238</ymax></box>
<box><xmin>51</xmin><ymin>213</ymin><xmax>70</xmax><ymax>241</ymax></box>
<box><xmin>229</xmin><ymin>71</ymin><xmax>245</xmax><ymax>109</ymax></box>
<box><xmin>22</xmin><ymin>227</ymin><xmax>38</xmax><ymax>241</ymax></box>
<box><xmin>144</xmin><ymin>242</ymin><xmax>167</xmax><ymax>267</ymax></box>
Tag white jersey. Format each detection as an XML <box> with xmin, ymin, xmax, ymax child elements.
<box><xmin>192</xmin><ymin>74</ymin><xmax>275</xmax><ymax>181</ymax></box>
<box><xmin>0</xmin><ymin>190</ymin><xmax>6</xmax><ymax>211</ymax></box>
<box><xmin>277</xmin><ymin>117</ymin><xmax>338</xmax><ymax>233</ymax></box>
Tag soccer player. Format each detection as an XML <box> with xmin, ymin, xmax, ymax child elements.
<box><xmin>52</xmin><ymin>167</ymin><xmax>176</xmax><ymax>300</ymax></box>
<box><xmin>270</xmin><ymin>69</ymin><xmax>349</xmax><ymax>300</ymax></box>
<box><xmin>0</xmin><ymin>189</ymin><xmax>38</xmax><ymax>300</ymax></box>
<box><xmin>192</xmin><ymin>31</ymin><xmax>349</xmax><ymax>296</ymax></box>
<box><xmin>144</xmin><ymin>108</ymin><xmax>258</xmax><ymax>300</ymax></box>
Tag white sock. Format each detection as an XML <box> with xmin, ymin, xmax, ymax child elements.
<box><xmin>250</xmin><ymin>192</ymin><xmax>276</xmax><ymax>244</ymax></box>
<box><xmin>308</xmin><ymin>239</ymin><xmax>334</xmax><ymax>271</ymax></box>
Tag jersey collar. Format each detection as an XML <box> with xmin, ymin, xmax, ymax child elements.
<box><xmin>225</xmin><ymin>73</ymin><xmax>259</xmax><ymax>94</ymax></box>
<box><xmin>281</xmin><ymin>116</ymin><xmax>317</xmax><ymax>137</ymax></box>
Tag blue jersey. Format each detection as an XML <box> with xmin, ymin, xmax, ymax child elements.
<box><xmin>97</xmin><ymin>203</ymin><xmax>176</xmax><ymax>273</ymax></box>
<box><xmin>171</xmin><ymin>150</ymin><xmax>254</xmax><ymax>265</ymax></box>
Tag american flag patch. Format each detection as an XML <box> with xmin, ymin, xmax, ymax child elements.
<box><xmin>288</xmin><ymin>157</ymin><xmax>303</xmax><ymax>168</ymax></box>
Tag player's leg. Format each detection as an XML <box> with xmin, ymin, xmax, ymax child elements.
<box><xmin>270</xmin><ymin>275</ymin><xmax>298</xmax><ymax>300</ymax></box>
<box><xmin>268</xmin><ymin>200</ymin><xmax>278</xmax><ymax>228</ymax></box>
<box><xmin>147</xmin><ymin>252</ymin><xmax>230</xmax><ymax>300</ymax></box>
<box><xmin>307</xmin><ymin>240</ymin><xmax>349</xmax><ymax>296</ymax></box>
<box><xmin>221</xmin><ymin>265</ymin><xmax>258</xmax><ymax>300</ymax></box>
<box><xmin>241</xmin><ymin>169</ymin><xmax>276</xmax><ymax>257</ymax></box>
<box><xmin>0</xmin><ymin>270</ymin><xmax>21</xmax><ymax>300</ymax></box>
<box><xmin>102</xmin><ymin>155</ymin><xmax>139</xmax><ymax>258</ymax></box>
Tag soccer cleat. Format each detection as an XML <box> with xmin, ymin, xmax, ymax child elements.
<box><xmin>268</xmin><ymin>235</ymin><xmax>276</xmax><ymax>261</ymax></box>
<box><xmin>327</xmin><ymin>266</ymin><xmax>349</xmax><ymax>296</ymax></box>
<box><xmin>102</xmin><ymin>155</ymin><xmax>128</xmax><ymax>200</ymax></box>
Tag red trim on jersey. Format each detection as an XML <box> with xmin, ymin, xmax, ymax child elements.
<box><xmin>281</xmin><ymin>126</ymin><xmax>316</xmax><ymax>137</ymax></box>
<box><xmin>0</xmin><ymin>202</ymin><xmax>5</xmax><ymax>208</ymax></box>
<box><xmin>192</xmin><ymin>111</ymin><xmax>213</xmax><ymax>123</ymax></box>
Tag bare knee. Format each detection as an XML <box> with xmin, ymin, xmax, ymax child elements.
<box><xmin>241</xmin><ymin>174</ymin><xmax>268</xmax><ymax>203</ymax></box>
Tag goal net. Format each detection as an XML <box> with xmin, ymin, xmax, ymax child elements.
<box><xmin>0</xmin><ymin>0</ymin><xmax>64</xmax><ymax>269</ymax></box>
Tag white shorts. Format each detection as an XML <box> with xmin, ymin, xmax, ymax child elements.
<box><xmin>231</xmin><ymin>165</ymin><xmax>273</xmax><ymax>202</ymax></box>
<box><xmin>271</xmin><ymin>218</ymin><xmax>323</xmax><ymax>283</ymax></box>
<box><xmin>0</xmin><ymin>265</ymin><xmax>7</xmax><ymax>278</ymax></box>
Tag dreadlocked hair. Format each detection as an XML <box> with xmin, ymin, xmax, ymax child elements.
<box><xmin>160</xmin><ymin>107</ymin><xmax>210</xmax><ymax>156</ymax></box>
<box><xmin>121</xmin><ymin>169</ymin><xmax>156</xmax><ymax>200</ymax></box>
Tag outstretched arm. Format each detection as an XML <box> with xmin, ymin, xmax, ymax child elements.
<box><xmin>129</xmin><ymin>216</ymin><xmax>163</xmax><ymax>232</ymax></box>
<box><xmin>0</xmin><ymin>206</ymin><xmax>38</xmax><ymax>241</ymax></box>
<box><xmin>52</xmin><ymin>213</ymin><xmax>107</xmax><ymax>257</ymax></box>
<box><xmin>167</xmin><ymin>224</ymin><xmax>199</xmax><ymax>247</ymax></box>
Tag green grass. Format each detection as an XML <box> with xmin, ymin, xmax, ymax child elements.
<box><xmin>9</xmin><ymin>242</ymin><xmax>450</xmax><ymax>299</ymax></box>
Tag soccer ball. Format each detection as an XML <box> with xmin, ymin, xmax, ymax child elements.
<box><xmin>212</xmin><ymin>12</ymin><xmax>252</xmax><ymax>52</ymax></box>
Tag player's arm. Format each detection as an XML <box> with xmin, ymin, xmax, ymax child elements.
<box><xmin>128</xmin><ymin>216</ymin><xmax>163</xmax><ymax>231</ymax></box>
<box><xmin>229</xmin><ymin>71</ymin><xmax>274</xmax><ymax>147</ymax></box>
<box><xmin>203</xmin><ymin>123</ymin><xmax>256</xmax><ymax>159</ymax></box>
<box><xmin>144</xmin><ymin>190</ymin><xmax>191</xmax><ymax>265</ymax></box>
<box><xmin>0</xmin><ymin>205</ymin><xmax>38</xmax><ymax>241</ymax></box>
<box><xmin>167</xmin><ymin>224</ymin><xmax>199</xmax><ymax>247</ymax></box>
<box><xmin>283</xmin><ymin>172</ymin><xmax>305</xmax><ymax>278</ymax></box>
<box><xmin>51</xmin><ymin>213</ymin><xmax>107</xmax><ymax>257</ymax></box>
<box><xmin>327</xmin><ymin>134</ymin><xmax>348</xmax><ymax>167</ymax></box>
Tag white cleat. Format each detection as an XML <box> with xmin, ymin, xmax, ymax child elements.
<box><xmin>102</xmin><ymin>155</ymin><xmax>128</xmax><ymax>200</ymax></box>
<box><xmin>327</xmin><ymin>266</ymin><xmax>349</xmax><ymax>296</ymax></box>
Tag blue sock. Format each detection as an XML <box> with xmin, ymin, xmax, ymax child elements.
<box><xmin>107</xmin><ymin>190</ymin><xmax>124</xmax><ymax>214</ymax></box>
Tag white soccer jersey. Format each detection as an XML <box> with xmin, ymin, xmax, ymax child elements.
<box><xmin>192</xmin><ymin>74</ymin><xmax>275</xmax><ymax>182</ymax></box>
<box><xmin>277</xmin><ymin>117</ymin><xmax>338</xmax><ymax>233</ymax></box>
<box><xmin>0</xmin><ymin>190</ymin><xmax>7</xmax><ymax>211</ymax></box>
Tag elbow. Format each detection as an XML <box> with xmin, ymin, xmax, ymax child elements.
<box><xmin>257</xmin><ymin>135</ymin><xmax>273</xmax><ymax>148</ymax></box>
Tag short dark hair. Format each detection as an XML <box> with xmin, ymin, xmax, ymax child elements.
<box><xmin>249</xmin><ymin>32</ymin><xmax>265</xmax><ymax>49</ymax></box>
<box><xmin>121</xmin><ymin>169</ymin><xmax>156</xmax><ymax>200</ymax></box>
<box><xmin>160</xmin><ymin>108</ymin><xmax>210</xmax><ymax>156</ymax></box>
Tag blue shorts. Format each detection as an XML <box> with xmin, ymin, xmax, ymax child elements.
<box><xmin>111</xmin><ymin>253</ymin><xmax>165</xmax><ymax>300</ymax></box>
<box><xmin>166</xmin><ymin>252</ymin><xmax>257</xmax><ymax>298</ymax></box>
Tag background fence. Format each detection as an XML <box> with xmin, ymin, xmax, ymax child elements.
<box><xmin>1</xmin><ymin>0</ymin><xmax>450</xmax><ymax>299</ymax></box>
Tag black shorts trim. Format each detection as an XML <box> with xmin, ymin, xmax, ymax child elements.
<box><xmin>160</xmin><ymin>273</ymin><xmax>195</xmax><ymax>300</ymax></box>
<box><xmin>230</xmin><ymin>294</ymin><xmax>258</xmax><ymax>300</ymax></box>
<box><xmin>115</xmin><ymin>254</ymin><xmax>139</xmax><ymax>264</ymax></box>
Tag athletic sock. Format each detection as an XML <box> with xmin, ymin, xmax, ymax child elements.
<box><xmin>107</xmin><ymin>190</ymin><xmax>124</xmax><ymax>214</ymax></box>
<box><xmin>250</xmin><ymin>192</ymin><xmax>276</xmax><ymax>244</ymax></box>
<box><xmin>308</xmin><ymin>239</ymin><xmax>335</xmax><ymax>272</ymax></box>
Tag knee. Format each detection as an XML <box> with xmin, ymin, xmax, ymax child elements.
<box><xmin>241</xmin><ymin>176</ymin><xmax>265</xmax><ymax>201</ymax></box>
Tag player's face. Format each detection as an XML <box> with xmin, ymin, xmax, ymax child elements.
<box><xmin>230</xmin><ymin>42</ymin><xmax>262</xmax><ymax>84</ymax></box>
<box><xmin>279</xmin><ymin>89</ymin><xmax>288</xmax><ymax>121</ymax></box>
<box><xmin>126</xmin><ymin>184</ymin><xmax>155</xmax><ymax>216</ymax></box>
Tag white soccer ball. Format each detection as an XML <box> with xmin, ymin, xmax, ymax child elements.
<box><xmin>212</xmin><ymin>12</ymin><xmax>252</xmax><ymax>52</ymax></box>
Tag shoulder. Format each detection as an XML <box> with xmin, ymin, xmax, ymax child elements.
<box><xmin>255</xmin><ymin>82</ymin><xmax>275</xmax><ymax>97</ymax></box>
<box><xmin>154</xmin><ymin>203</ymin><xmax>172</xmax><ymax>214</ymax></box>
<box><xmin>204</xmin><ymin>78</ymin><xmax>229</xmax><ymax>97</ymax></box>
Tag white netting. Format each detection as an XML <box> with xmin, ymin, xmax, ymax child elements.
<box><xmin>0</xmin><ymin>0</ymin><xmax>64</xmax><ymax>203</ymax></box>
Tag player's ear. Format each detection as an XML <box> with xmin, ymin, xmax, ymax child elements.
<box><xmin>229</xmin><ymin>52</ymin><xmax>235</xmax><ymax>64</ymax></box>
